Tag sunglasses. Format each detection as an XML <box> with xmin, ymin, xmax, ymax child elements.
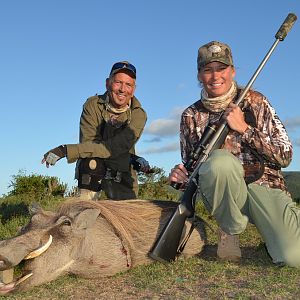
<box><xmin>110</xmin><ymin>62</ymin><xmax>136</xmax><ymax>76</ymax></box>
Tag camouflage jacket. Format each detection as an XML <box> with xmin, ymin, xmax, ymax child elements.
<box><xmin>67</xmin><ymin>92</ymin><xmax>147</xmax><ymax>172</ymax></box>
<box><xmin>180</xmin><ymin>89</ymin><xmax>293</xmax><ymax>192</ymax></box>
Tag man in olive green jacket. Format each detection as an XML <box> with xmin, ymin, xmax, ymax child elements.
<box><xmin>42</xmin><ymin>61</ymin><xmax>149</xmax><ymax>200</ymax></box>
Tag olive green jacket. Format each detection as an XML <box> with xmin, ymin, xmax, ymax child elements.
<box><xmin>66</xmin><ymin>92</ymin><xmax>147</xmax><ymax>173</ymax></box>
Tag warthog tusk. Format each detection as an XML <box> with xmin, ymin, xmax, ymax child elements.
<box><xmin>15</xmin><ymin>273</ymin><xmax>33</xmax><ymax>286</ymax></box>
<box><xmin>24</xmin><ymin>235</ymin><xmax>53</xmax><ymax>260</ymax></box>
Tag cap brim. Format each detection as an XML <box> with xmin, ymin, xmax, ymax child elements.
<box><xmin>110</xmin><ymin>68</ymin><xmax>136</xmax><ymax>78</ymax></box>
<box><xmin>198</xmin><ymin>59</ymin><xmax>232</xmax><ymax>70</ymax></box>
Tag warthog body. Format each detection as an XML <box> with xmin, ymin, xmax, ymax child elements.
<box><xmin>0</xmin><ymin>199</ymin><xmax>205</xmax><ymax>293</ymax></box>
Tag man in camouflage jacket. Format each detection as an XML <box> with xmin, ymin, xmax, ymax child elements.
<box><xmin>42</xmin><ymin>61</ymin><xmax>148</xmax><ymax>200</ymax></box>
<box><xmin>170</xmin><ymin>41</ymin><xmax>300</xmax><ymax>267</ymax></box>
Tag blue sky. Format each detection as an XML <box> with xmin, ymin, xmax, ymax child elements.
<box><xmin>0</xmin><ymin>0</ymin><xmax>299</xmax><ymax>195</ymax></box>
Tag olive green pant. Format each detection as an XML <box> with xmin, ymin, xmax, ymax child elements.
<box><xmin>197</xmin><ymin>149</ymin><xmax>300</xmax><ymax>267</ymax></box>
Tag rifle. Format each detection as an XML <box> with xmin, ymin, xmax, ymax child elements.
<box><xmin>149</xmin><ymin>13</ymin><xmax>297</xmax><ymax>263</ymax></box>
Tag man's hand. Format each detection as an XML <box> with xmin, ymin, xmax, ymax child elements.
<box><xmin>135</xmin><ymin>156</ymin><xmax>151</xmax><ymax>173</ymax></box>
<box><xmin>131</xmin><ymin>155</ymin><xmax>151</xmax><ymax>173</ymax></box>
<box><xmin>42</xmin><ymin>145</ymin><xmax>67</xmax><ymax>168</ymax></box>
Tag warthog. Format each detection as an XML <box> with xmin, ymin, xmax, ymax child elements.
<box><xmin>0</xmin><ymin>199</ymin><xmax>206</xmax><ymax>294</ymax></box>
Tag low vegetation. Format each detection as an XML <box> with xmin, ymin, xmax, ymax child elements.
<box><xmin>283</xmin><ymin>171</ymin><xmax>300</xmax><ymax>202</ymax></box>
<box><xmin>0</xmin><ymin>170</ymin><xmax>300</xmax><ymax>299</ymax></box>
<box><xmin>9</xmin><ymin>170</ymin><xmax>67</xmax><ymax>199</ymax></box>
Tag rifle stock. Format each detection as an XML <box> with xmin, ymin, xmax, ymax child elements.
<box><xmin>149</xmin><ymin>13</ymin><xmax>297</xmax><ymax>263</ymax></box>
<box><xmin>149</xmin><ymin>179</ymin><xmax>197</xmax><ymax>262</ymax></box>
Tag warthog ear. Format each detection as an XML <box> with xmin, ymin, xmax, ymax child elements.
<box><xmin>74</xmin><ymin>208</ymin><xmax>101</xmax><ymax>229</ymax></box>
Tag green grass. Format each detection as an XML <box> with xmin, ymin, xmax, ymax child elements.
<box><xmin>125</xmin><ymin>252</ymin><xmax>300</xmax><ymax>299</ymax></box>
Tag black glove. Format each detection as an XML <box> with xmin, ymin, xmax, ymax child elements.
<box><xmin>43</xmin><ymin>145</ymin><xmax>67</xmax><ymax>167</ymax></box>
<box><xmin>130</xmin><ymin>155</ymin><xmax>151</xmax><ymax>173</ymax></box>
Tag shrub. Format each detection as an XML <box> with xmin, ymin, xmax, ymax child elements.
<box><xmin>137</xmin><ymin>167</ymin><xmax>179</xmax><ymax>201</ymax></box>
<box><xmin>8</xmin><ymin>170</ymin><xmax>67</xmax><ymax>199</ymax></box>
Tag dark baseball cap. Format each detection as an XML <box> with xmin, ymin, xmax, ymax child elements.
<box><xmin>197</xmin><ymin>41</ymin><xmax>234</xmax><ymax>70</ymax></box>
<box><xmin>109</xmin><ymin>61</ymin><xmax>136</xmax><ymax>78</ymax></box>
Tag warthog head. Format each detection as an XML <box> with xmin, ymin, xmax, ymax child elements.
<box><xmin>0</xmin><ymin>199</ymin><xmax>205</xmax><ymax>294</ymax></box>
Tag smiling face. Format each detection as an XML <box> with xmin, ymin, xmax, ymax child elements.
<box><xmin>106</xmin><ymin>71</ymin><xmax>136</xmax><ymax>109</ymax></box>
<box><xmin>198</xmin><ymin>61</ymin><xmax>236</xmax><ymax>98</ymax></box>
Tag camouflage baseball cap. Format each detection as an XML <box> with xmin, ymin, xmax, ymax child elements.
<box><xmin>197</xmin><ymin>41</ymin><xmax>234</xmax><ymax>70</ymax></box>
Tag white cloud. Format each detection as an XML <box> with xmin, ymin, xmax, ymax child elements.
<box><xmin>144</xmin><ymin>119</ymin><xmax>179</xmax><ymax>136</ymax></box>
<box><xmin>284</xmin><ymin>117</ymin><xmax>300</xmax><ymax>130</ymax></box>
<box><xmin>144</xmin><ymin>137</ymin><xmax>162</xmax><ymax>143</ymax></box>
<box><xmin>139</xmin><ymin>141</ymin><xmax>179</xmax><ymax>154</ymax></box>
<box><xmin>176</xmin><ymin>83</ymin><xmax>186</xmax><ymax>90</ymax></box>
<box><xmin>169</xmin><ymin>106</ymin><xmax>185</xmax><ymax>118</ymax></box>
<box><xmin>144</xmin><ymin>106</ymin><xmax>185</xmax><ymax>137</ymax></box>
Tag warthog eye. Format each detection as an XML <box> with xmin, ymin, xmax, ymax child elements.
<box><xmin>62</xmin><ymin>219</ymin><xmax>71</xmax><ymax>226</ymax></box>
